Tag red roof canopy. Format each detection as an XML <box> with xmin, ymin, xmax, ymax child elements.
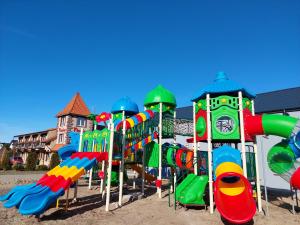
<box><xmin>56</xmin><ymin>92</ymin><xmax>91</xmax><ymax>117</ymax></box>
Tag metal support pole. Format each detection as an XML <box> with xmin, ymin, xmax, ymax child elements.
<box><xmin>74</xmin><ymin>128</ymin><xmax>84</xmax><ymax>200</ymax></box>
<box><xmin>251</xmin><ymin>100</ymin><xmax>262</xmax><ymax>212</ymax></box>
<box><xmin>142</xmin><ymin>146</ymin><xmax>145</xmax><ymax>196</ymax></box>
<box><xmin>206</xmin><ymin>94</ymin><xmax>214</xmax><ymax>214</ymax></box>
<box><xmin>88</xmin><ymin>124</ymin><xmax>97</xmax><ymax>190</ymax></box>
<box><xmin>105</xmin><ymin>121</ymin><xmax>114</xmax><ymax>212</ymax></box>
<box><xmin>193</xmin><ymin>101</ymin><xmax>198</xmax><ymax>175</ymax></box>
<box><xmin>100</xmin><ymin>139</ymin><xmax>107</xmax><ymax>195</ymax></box>
<box><xmin>133</xmin><ymin>150</ymin><xmax>136</xmax><ymax>189</ymax></box>
<box><xmin>260</xmin><ymin>137</ymin><xmax>269</xmax><ymax>216</ymax></box>
<box><xmin>101</xmin><ymin>160</ymin><xmax>107</xmax><ymax>199</ymax></box>
<box><xmin>118</xmin><ymin>111</ymin><xmax>126</xmax><ymax>206</ymax></box>
<box><xmin>238</xmin><ymin>91</ymin><xmax>247</xmax><ymax>177</ymax></box>
<box><xmin>158</xmin><ymin>102</ymin><xmax>163</xmax><ymax>198</ymax></box>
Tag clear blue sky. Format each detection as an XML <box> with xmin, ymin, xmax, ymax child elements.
<box><xmin>0</xmin><ymin>0</ymin><xmax>300</xmax><ymax>142</ymax></box>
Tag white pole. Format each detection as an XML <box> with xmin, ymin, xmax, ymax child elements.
<box><xmin>158</xmin><ymin>102</ymin><xmax>163</xmax><ymax>198</ymax></box>
<box><xmin>206</xmin><ymin>94</ymin><xmax>214</xmax><ymax>214</ymax></box>
<box><xmin>88</xmin><ymin>124</ymin><xmax>97</xmax><ymax>190</ymax></box>
<box><xmin>170</xmin><ymin>110</ymin><xmax>176</xmax><ymax>193</ymax></box>
<box><xmin>118</xmin><ymin>111</ymin><xmax>126</xmax><ymax>206</ymax></box>
<box><xmin>74</xmin><ymin>128</ymin><xmax>84</xmax><ymax>200</ymax></box>
<box><xmin>193</xmin><ymin>101</ymin><xmax>197</xmax><ymax>175</ymax></box>
<box><xmin>105</xmin><ymin>120</ymin><xmax>114</xmax><ymax>212</ymax></box>
<box><xmin>251</xmin><ymin>100</ymin><xmax>262</xmax><ymax>212</ymax></box>
<box><xmin>78</xmin><ymin>128</ymin><xmax>83</xmax><ymax>153</ymax></box>
<box><xmin>88</xmin><ymin>138</ymin><xmax>95</xmax><ymax>190</ymax></box>
<box><xmin>173</xmin><ymin>171</ymin><xmax>177</xmax><ymax>194</ymax></box>
<box><xmin>260</xmin><ymin>137</ymin><xmax>269</xmax><ymax>216</ymax></box>
<box><xmin>133</xmin><ymin>150</ymin><xmax>136</xmax><ymax>190</ymax></box>
<box><xmin>238</xmin><ymin>91</ymin><xmax>247</xmax><ymax>177</ymax></box>
<box><xmin>142</xmin><ymin>145</ymin><xmax>145</xmax><ymax>196</ymax></box>
<box><xmin>101</xmin><ymin>140</ymin><xmax>108</xmax><ymax>199</ymax></box>
<box><xmin>100</xmin><ymin>139</ymin><xmax>106</xmax><ymax>195</ymax></box>
<box><xmin>173</xmin><ymin>110</ymin><xmax>177</xmax><ymax>145</ymax></box>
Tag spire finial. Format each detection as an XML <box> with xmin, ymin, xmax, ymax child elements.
<box><xmin>214</xmin><ymin>71</ymin><xmax>228</xmax><ymax>82</ymax></box>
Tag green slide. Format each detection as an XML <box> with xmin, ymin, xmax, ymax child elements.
<box><xmin>175</xmin><ymin>174</ymin><xmax>208</xmax><ymax>205</ymax></box>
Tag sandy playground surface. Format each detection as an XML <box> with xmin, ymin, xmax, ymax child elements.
<box><xmin>0</xmin><ymin>174</ymin><xmax>300</xmax><ymax>225</ymax></box>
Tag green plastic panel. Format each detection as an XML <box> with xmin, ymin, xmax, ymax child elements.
<box><xmin>80</xmin><ymin>129</ymin><xmax>110</xmax><ymax>152</ymax></box>
<box><xmin>211</xmin><ymin>105</ymin><xmax>240</xmax><ymax>140</ymax></box>
<box><xmin>210</xmin><ymin>95</ymin><xmax>239</xmax><ymax>111</ymax></box>
<box><xmin>145</xmin><ymin>141</ymin><xmax>159</xmax><ymax>167</ymax></box>
<box><xmin>195</xmin><ymin>99</ymin><xmax>207</xmax><ymax>113</ymax></box>
<box><xmin>196</xmin><ymin>117</ymin><xmax>206</xmax><ymax>137</ymax></box>
<box><xmin>246</xmin><ymin>152</ymin><xmax>256</xmax><ymax>180</ymax></box>
<box><xmin>242</xmin><ymin>98</ymin><xmax>252</xmax><ymax>110</ymax></box>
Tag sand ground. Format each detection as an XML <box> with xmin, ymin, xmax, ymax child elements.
<box><xmin>0</xmin><ymin>174</ymin><xmax>300</xmax><ymax>225</ymax></box>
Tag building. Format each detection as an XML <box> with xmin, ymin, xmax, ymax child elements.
<box><xmin>13</xmin><ymin>128</ymin><xmax>57</xmax><ymax>166</ymax></box>
<box><xmin>175</xmin><ymin>87</ymin><xmax>300</xmax><ymax>190</ymax></box>
<box><xmin>12</xmin><ymin>92</ymin><xmax>93</xmax><ymax>167</ymax></box>
<box><xmin>53</xmin><ymin>92</ymin><xmax>93</xmax><ymax>150</ymax></box>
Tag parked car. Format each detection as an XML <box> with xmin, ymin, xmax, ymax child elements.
<box><xmin>9</xmin><ymin>156</ymin><xmax>23</xmax><ymax>165</ymax></box>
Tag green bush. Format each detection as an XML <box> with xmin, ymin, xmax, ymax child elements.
<box><xmin>12</xmin><ymin>164</ymin><xmax>24</xmax><ymax>171</ymax></box>
<box><xmin>36</xmin><ymin>165</ymin><xmax>49</xmax><ymax>171</ymax></box>
<box><xmin>1</xmin><ymin>148</ymin><xmax>12</xmax><ymax>170</ymax></box>
<box><xmin>25</xmin><ymin>152</ymin><xmax>38</xmax><ymax>171</ymax></box>
<box><xmin>49</xmin><ymin>153</ymin><xmax>60</xmax><ymax>169</ymax></box>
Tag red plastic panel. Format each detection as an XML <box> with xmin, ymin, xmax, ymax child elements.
<box><xmin>291</xmin><ymin>167</ymin><xmax>300</xmax><ymax>190</ymax></box>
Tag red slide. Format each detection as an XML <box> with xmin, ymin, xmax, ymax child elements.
<box><xmin>214</xmin><ymin>172</ymin><xmax>256</xmax><ymax>224</ymax></box>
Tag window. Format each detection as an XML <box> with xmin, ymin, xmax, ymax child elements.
<box><xmin>60</xmin><ymin>116</ymin><xmax>66</xmax><ymax>127</ymax></box>
<box><xmin>77</xmin><ymin>117</ymin><xmax>86</xmax><ymax>127</ymax></box>
<box><xmin>58</xmin><ymin>134</ymin><xmax>64</xmax><ymax>143</ymax></box>
<box><xmin>216</xmin><ymin>116</ymin><xmax>235</xmax><ymax>134</ymax></box>
<box><xmin>41</xmin><ymin>135</ymin><xmax>46</xmax><ymax>141</ymax></box>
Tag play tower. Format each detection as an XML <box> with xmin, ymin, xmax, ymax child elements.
<box><xmin>185</xmin><ymin>72</ymin><xmax>300</xmax><ymax>223</ymax></box>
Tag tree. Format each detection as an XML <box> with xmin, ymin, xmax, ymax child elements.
<box><xmin>49</xmin><ymin>153</ymin><xmax>60</xmax><ymax>169</ymax></box>
<box><xmin>25</xmin><ymin>152</ymin><xmax>38</xmax><ymax>171</ymax></box>
<box><xmin>1</xmin><ymin>147</ymin><xmax>12</xmax><ymax>170</ymax></box>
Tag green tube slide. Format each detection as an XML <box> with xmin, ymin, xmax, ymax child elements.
<box><xmin>262</xmin><ymin>114</ymin><xmax>298</xmax><ymax>138</ymax></box>
<box><xmin>166</xmin><ymin>146</ymin><xmax>178</xmax><ymax>167</ymax></box>
<box><xmin>267</xmin><ymin>141</ymin><xmax>295</xmax><ymax>174</ymax></box>
<box><xmin>175</xmin><ymin>174</ymin><xmax>208</xmax><ymax>205</ymax></box>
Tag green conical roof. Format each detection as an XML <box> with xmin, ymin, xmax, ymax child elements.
<box><xmin>144</xmin><ymin>85</ymin><xmax>176</xmax><ymax>107</ymax></box>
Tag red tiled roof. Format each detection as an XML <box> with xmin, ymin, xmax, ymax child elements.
<box><xmin>56</xmin><ymin>92</ymin><xmax>91</xmax><ymax>117</ymax></box>
<box><xmin>51</xmin><ymin>144</ymin><xmax>65</xmax><ymax>151</ymax></box>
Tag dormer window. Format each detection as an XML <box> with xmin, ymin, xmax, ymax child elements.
<box><xmin>77</xmin><ymin>117</ymin><xmax>86</xmax><ymax>127</ymax></box>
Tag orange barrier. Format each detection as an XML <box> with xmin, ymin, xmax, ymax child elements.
<box><xmin>175</xmin><ymin>148</ymin><xmax>194</xmax><ymax>169</ymax></box>
<box><xmin>186</xmin><ymin>151</ymin><xmax>194</xmax><ymax>169</ymax></box>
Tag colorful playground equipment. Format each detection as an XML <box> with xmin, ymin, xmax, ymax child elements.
<box><xmin>1</xmin><ymin>72</ymin><xmax>300</xmax><ymax>224</ymax></box>
<box><xmin>0</xmin><ymin>152</ymin><xmax>107</xmax><ymax>215</ymax></box>
<box><xmin>213</xmin><ymin>146</ymin><xmax>256</xmax><ymax>224</ymax></box>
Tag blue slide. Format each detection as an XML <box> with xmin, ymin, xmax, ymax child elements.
<box><xmin>0</xmin><ymin>183</ymin><xmax>36</xmax><ymax>202</ymax></box>
<box><xmin>19</xmin><ymin>188</ymin><xmax>65</xmax><ymax>215</ymax></box>
<box><xmin>4</xmin><ymin>185</ymin><xmax>48</xmax><ymax>208</ymax></box>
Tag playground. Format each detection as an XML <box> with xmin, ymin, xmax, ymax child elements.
<box><xmin>0</xmin><ymin>180</ymin><xmax>299</xmax><ymax>225</ymax></box>
<box><xmin>1</xmin><ymin>73</ymin><xmax>300</xmax><ymax>224</ymax></box>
